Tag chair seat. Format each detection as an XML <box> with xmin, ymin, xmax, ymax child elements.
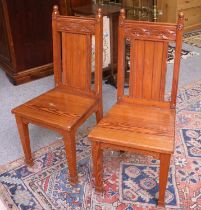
<box><xmin>12</xmin><ymin>87</ymin><xmax>97</xmax><ymax>131</ymax></box>
<box><xmin>89</xmin><ymin>102</ymin><xmax>176</xmax><ymax>154</ymax></box>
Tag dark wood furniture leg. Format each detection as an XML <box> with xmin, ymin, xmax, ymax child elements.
<box><xmin>105</xmin><ymin>13</ymin><xmax>119</xmax><ymax>87</ymax></box>
<box><xmin>92</xmin><ymin>142</ymin><xmax>103</xmax><ymax>192</ymax></box>
<box><xmin>63</xmin><ymin>130</ymin><xmax>78</xmax><ymax>185</ymax></box>
<box><xmin>96</xmin><ymin>101</ymin><xmax>103</xmax><ymax>123</ymax></box>
<box><xmin>158</xmin><ymin>153</ymin><xmax>171</xmax><ymax>207</ymax></box>
<box><xmin>15</xmin><ymin>116</ymin><xmax>34</xmax><ymax>166</ymax></box>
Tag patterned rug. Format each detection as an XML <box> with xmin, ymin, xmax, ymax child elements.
<box><xmin>126</xmin><ymin>45</ymin><xmax>199</xmax><ymax>68</ymax></box>
<box><xmin>0</xmin><ymin>81</ymin><xmax>201</xmax><ymax>210</ymax></box>
<box><xmin>167</xmin><ymin>46</ymin><xmax>199</xmax><ymax>64</ymax></box>
<box><xmin>183</xmin><ymin>30</ymin><xmax>201</xmax><ymax>48</ymax></box>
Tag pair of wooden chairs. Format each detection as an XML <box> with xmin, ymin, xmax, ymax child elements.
<box><xmin>12</xmin><ymin>6</ymin><xmax>184</xmax><ymax>207</ymax></box>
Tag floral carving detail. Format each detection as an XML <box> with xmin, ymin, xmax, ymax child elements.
<box><xmin>125</xmin><ymin>27</ymin><xmax>176</xmax><ymax>41</ymax></box>
<box><xmin>57</xmin><ymin>21</ymin><xmax>95</xmax><ymax>34</ymax></box>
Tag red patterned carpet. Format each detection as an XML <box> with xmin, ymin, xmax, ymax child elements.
<box><xmin>0</xmin><ymin>80</ymin><xmax>201</xmax><ymax>210</ymax></box>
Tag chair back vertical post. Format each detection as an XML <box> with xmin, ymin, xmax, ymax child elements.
<box><xmin>170</xmin><ymin>13</ymin><xmax>184</xmax><ymax>109</ymax></box>
<box><xmin>117</xmin><ymin>9</ymin><xmax>126</xmax><ymax>102</ymax></box>
<box><xmin>52</xmin><ymin>5</ymin><xmax>62</xmax><ymax>87</ymax></box>
<box><xmin>94</xmin><ymin>8</ymin><xmax>103</xmax><ymax>97</ymax></box>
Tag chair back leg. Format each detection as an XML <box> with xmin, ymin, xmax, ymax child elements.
<box><xmin>92</xmin><ymin>142</ymin><xmax>103</xmax><ymax>192</ymax></box>
<box><xmin>96</xmin><ymin>100</ymin><xmax>103</xmax><ymax>123</ymax></box>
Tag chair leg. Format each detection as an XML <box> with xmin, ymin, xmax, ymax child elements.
<box><xmin>92</xmin><ymin>141</ymin><xmax>103</xmax><ymax>192</ymax></box>
<box><xmin>15</xmin><ymin>116</ymin><xmax>33</xmax><ymax>166</ymax></box>
<box><xmin>158</xmin><ymin>153</ymin><xmax>171</xmax><ymax>207</ymax></box>
<box><xmin>95</xmin><ymin>101</ymin><xmax>103</xmax><ymax>123</ymax></box>
<box><xmin>63</xmin><ymin>131</ymin><xmax>78</xmax><ymax>185</ymax></box>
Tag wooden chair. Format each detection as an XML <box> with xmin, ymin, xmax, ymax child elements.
<box><xmin>12</xmin><ymin>6</ymin><xmax>103</xmax><ymax>185</ymax></box>
<box><xmin>88</xmin><ymin>9</ymin><xmax>184</xmax><ymax>207</ymax></box>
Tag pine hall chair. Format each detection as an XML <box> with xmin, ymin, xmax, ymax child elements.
<box><xmin>12</xmin><ymin>6</ymin><xmax>103</xmax><ymax>185</ymax></box>
<box><xmin>88</xmin><ymin>9</ymin><xmax>184</xmax><ymax>207</ymax></box>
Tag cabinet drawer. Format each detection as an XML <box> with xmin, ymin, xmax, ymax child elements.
<box><xmin>178</xmin><ymin>0</ymin><xmax>201</xmax><ymax>10</ymax></box>
<box><xmin>182</xmin><ymin>7</ymin><xmax>201</xmax><ymax>27</ymax></box>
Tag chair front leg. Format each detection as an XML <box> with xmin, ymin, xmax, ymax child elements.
<box><xmin>15</xmin><ymin>116</ymin><xmax>33</xmax><ymax>166</ymax></box>
<box><xmin>63</xmin><ymin>130</ymin><xmax>78</xmax><ymax>185</ymax></box>
<box><xmin>92</xmin><ymin>141</ymin><xmax>103</xmax><ymax>192</ymax></box>
<box><xmin>158</xmin><ymin>153</ymin><xmax>171</xmax><ymax>207</ymax></box>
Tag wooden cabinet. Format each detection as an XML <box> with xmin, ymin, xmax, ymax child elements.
<box><xmin>70</xmin><ymin>0</ymin><xmax>92</xmax><ymax>8</ymax></box>
<box><xmin>157</xmin><ymin>0</ymin><xmax>201</xmax><ymax>32</ymax></box>
<box><xmin>0</xmin><ymin>0</ymin><xmax>68</xmax><ymax>85</ymax></box>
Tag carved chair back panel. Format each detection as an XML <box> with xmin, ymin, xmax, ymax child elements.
<box><xmin>52</xmin><ymin>12</ymin><xmax>103</xmax><ymax>96</ymax></box>
<box><xmin>117</xmin><ymin>13</ymin><xmax>184</xmax><ymax>108</ymax></box>
<box><xmin>56</xmin><ymin>18</ymin><xmax>96</xmax><ymax>34</ymax></box>
<box><xmin>129</xmin><ymin>39</ymin><xmax>168</xmax><ymax>101</ymax></box>
<box><xmin>124</xmin><ymin>22</ymin><xmax>177</xmax><ymax>41</ymax></box>
<box><xmin>62</xmin><ymin>32</ymin><xmax>92</xmax><ymax>92</ymax></box>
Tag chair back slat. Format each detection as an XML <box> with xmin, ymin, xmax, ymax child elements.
<box><xmin>129</xmin><ymin>40</ymin><xmax>168</xmax><ymax>101</ymax></box>
<box><xmin>62</xmin><ymin>33</ymin><xmax>91</xmax><ymax>91</ymax></box>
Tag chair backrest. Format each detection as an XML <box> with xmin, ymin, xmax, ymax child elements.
<box><xmin>117</xmin><ymin>9</ymin><xmax>184</xmax><ymax>109</ymax></box>
<box><xmin>52</xmin><ymin>6</ymin><xmax>103</xmax><ymax>97</ymax></box>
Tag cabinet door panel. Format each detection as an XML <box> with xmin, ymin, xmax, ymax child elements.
<box><xmin>178</xmin><ymin>0</ymin><xmax>201</xmax><ymax>10</ymax></box>
<box><xmin>6</xmin><ymin>0</ymin><xmax>60</xmax><ymax>72</ymax></box>
<box><xmin>183</xmin><ymin>7</ymin><xmax>201</xmax><ymax>27</ymax></box>
<box><xmin>0</xmin><ymin>1</ymin><xmax>11</xmax><ymax>64</ymax></box>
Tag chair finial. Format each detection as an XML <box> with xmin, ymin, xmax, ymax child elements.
<box><xmin>96</xmin><ymin>8</ymin><xmax>102</xmax><ymax>19</ymax></box>
<box><xmin>177</xmin><ymin>11</ymin><xmax>184</xmax><ymax>30</ymax></box>
<box><xmin>120</xmin><ymin>8</ymin><xmax>126</xmax><ymax>19</ymax></box>
<box><xmin>178</xmin><ymin>11</ymin><xmax>184</xmax><ymax>19</ymax></box>
<box><xmin>53</xmin><ymin>5</ymin><xmax>59</xmax><ymax>16</ymax></box>
<box><xmin>119</xmin><ymin>8</ymin><xmax>126</xmax><ymax>26</ymax></box>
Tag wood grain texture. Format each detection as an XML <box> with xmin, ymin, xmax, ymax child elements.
<box><xmin>12</xmin><ymin>88</ymin><xmax>98</xmax><ymax>131</ymax></box>
<box><xmin>0</xmin><ymin>0</ymin><xmax>68</xmax><ymax>85</ymax></box>
<box><xmin>12</xmin><ymin>6</ymin><xmax>103</xmax><ymax>184</ymax></box>
<box><xmin>89</xmin><ymin>9</ymin><xmax>184</xmax><ymax>207</ymax></box>
<box><xmin>62</xmin><ymin>33</ymin><xmax>91</xmax><ymax>91</ymax></box>
<box><xmin>157</xmin><ymin>0</ymin><xmax>201</xmax><ymax>32</ymax></box>
<box><xmin>89</xmin><ymin>102</ymin><xmax>175</xmax><ymax>154</ymax></box>
<box><xmin>129</xmin><ymin>40</ymin><xmax>168</xmax><ymax>101</ymax></box>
